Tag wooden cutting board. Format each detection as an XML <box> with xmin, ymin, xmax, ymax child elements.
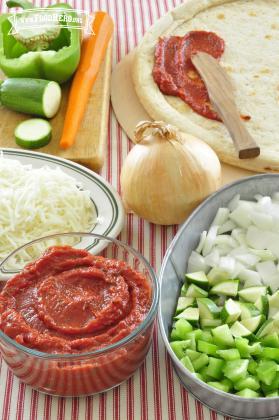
<box><xmin>0</xmin><ymin>41</ymin><xmax>112</xmax><ymax>173</ymax></box>
<box><xmin>111</xmin><ymin>49</ymin><xmax>255</xmax><ymax>187</ymax></box>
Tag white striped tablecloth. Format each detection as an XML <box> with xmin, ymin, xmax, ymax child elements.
<box><xmin>0</xmin><ymin>0</ymin><xmax>231</xmax><ymax>419</ymax></box>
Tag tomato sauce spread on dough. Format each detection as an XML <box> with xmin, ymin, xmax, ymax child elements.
<box><xmin>0</xmin><ymin>246</ymin><xmax>152</xmax><ymax>354</ymax></box>
<box><xmin>153</xmin><ymin>31</ymin><xmax>225</xmax><ymax>121</ymax></box>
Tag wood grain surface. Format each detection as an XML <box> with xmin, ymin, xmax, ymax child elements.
<box><xmin>0</xmin><ymin>41</ymin><xmax>112</xmax><ymax>172</ymax></box>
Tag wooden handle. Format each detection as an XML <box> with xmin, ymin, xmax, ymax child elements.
<box><xmin>192</xmin><ymin>52</ymin><xmax>260</xmax><ymax>160</ymax></box>
<box><xmin>214</xmin><ymin>100</ymin><xmax>260</xmax><ymax>159</ymax></box>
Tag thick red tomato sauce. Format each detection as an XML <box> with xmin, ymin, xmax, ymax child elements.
<box><xmin>153</xmin><ymin>31</ymin><xmax>225</xmax><ymax>121</ymax></box>
<box><xmin>0</xmin><ymin>246</ymin><xmax>153</xmax><ymax>395</ymax></box>
<box><xmin>0</xmin><ymin>246</ymin><xmax>152</xmax><ymax>354</ymax></box>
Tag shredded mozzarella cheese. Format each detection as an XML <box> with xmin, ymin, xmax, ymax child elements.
<box><xmin>0</xmin><ymin>156</ymin><xmax>96</xmax><ymax>264</ymax></box>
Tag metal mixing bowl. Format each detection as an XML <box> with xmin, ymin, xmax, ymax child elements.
<box><xmin>159</xmin><ymin>174</ymin><xmax>279</xmax><ymax>419</ymax></box>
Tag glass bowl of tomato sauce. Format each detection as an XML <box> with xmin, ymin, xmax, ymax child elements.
<box><xmin>0</xmin><ymin>233</ymin><xmax>158</xmax><ymax>396</ymax></box>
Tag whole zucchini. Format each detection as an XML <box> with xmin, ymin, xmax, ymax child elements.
<box><xmin>0</xmin><ymin>78</ymin><xmax>61</xmax><ymax>118</ymax></box>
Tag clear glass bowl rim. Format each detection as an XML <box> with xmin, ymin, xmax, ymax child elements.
<box><xmin>0</xmin><ymin>232</ymin><xmax>159</xmax><ymax>360</ymax></box>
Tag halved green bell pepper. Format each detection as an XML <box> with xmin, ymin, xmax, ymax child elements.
<box><xmin>0</xmin><ymin>0</ymin><xmax>80</xmax><ymax>83</ymax></box>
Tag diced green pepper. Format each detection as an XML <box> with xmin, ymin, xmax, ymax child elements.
<box><xmin>261</xmin><ymin>347</ymin><xmax>279</xmax><ymax>362</ymax></box>
<box><xmin>261</xmin><ymin>373</ymin><xmax>279</xmax><ymax>394</ymax></box>
<box><xmin>257</xmin><ymin>360</ymin><xmax>277</xmax><ymax>385</ymax></box>
<box><xmin>234</xmin><ymin>376</ymin><xmax>260</xmax><ymax>391</ymax></box>
<box><xmin>186</xmin><ymin>349</ymin><xmax>201</xmax><ymax>361</ymax></box>
<box><xmin>199</xmin><ymin>330</ymin><xmax>213</xmax><ymax>343</ymax></box>
<box><xmin>235</xmin><ymin>338</ymin><xmax>250</xmax><ymax>358</ymax></box>
<box><xmin>193</xmin><ymin>372</ymin><xmax>204</xmax><ymax>381</ymax></box>
<box><xmin>181</xmin><ymin>355</ymin><xmax>195</xmax><ymax>372</ymax></box>
<box><xmin>223</xmin><ymin>359</ymin><xmax>249</xmax><ymax>382</ymax></box>
<box><xmin>199</xmin><ymin>366</ymin><xmax>211</xmax><ymax>382</ymax></box>
<box><xmin>0</xmin><ymin>0</ymin><xmax>81</xmax><ymax>83</ymax></box>
<box><xmin>217</xmin><ymin>348</ymin><xmax>241</xmax><ymax>361</ymax></box>
<box><xmin>261</xmin><ymin>333</ymin><xmax>279</xmax><ymax>348</ymax></box>
<box><xmin>236</xmin><ymin>389</ymin><xmax>260</xmax><ymax>398</ymax></box>
<box><xmin>170</xmin><ymin>340</ymin><xmax>191</xmax><ymax>359</ymax></box>
<box><xmin>170</xmin><ymin>319</ymin><xmax>193</xmax><ymax>341</ymax></box>
<box><xmin>192</xmin><ymin>354</ymin><xmax>209</xmax><ymax>371</ymax></box>
<box><xmin>207</xmin><ymin>380</ymin><xmax>230</xmax><ymax>393</ymax></box>
<box><xmin>206</xmin><ymin>357</ymin><xmax>225</xmax><ymax>380</ymax></box>
<box><xmin>266</xmin><ymin>391</ymin><xmax>279</xmax><ymax>397</ymax></box>
<box><xmin>185</xmin><ymin>329</ymin><xmax>202</xmax><ymax>341</ymax></box>
<box><xmin>197</xmin><ymin>340</ymin><xmax>218</xmax><ymax>356</ymax></box>
<box><xmin>248</xmin><ymin>359</ymin><xmax>258</xmax><ymax>375</ymax></box>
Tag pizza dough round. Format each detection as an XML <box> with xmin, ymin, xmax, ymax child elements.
<box><xmin>133</xmin><ymin>0</ymin><xmax>279</xmax><ymax>172</ymax></box>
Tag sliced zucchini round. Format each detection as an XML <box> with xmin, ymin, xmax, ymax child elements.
<box><xmin>15</xmin><ymin>119</ymin><xmax>52</xmax><ymax>149</ymax></box>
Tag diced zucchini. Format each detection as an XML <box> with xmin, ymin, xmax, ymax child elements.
<box><xmin>221</xmin><ymin>299</ymin><xmax>241</xmax><ymax>323</ymax></box>
<box><xmin>223</xmin><ymin>359</ymin><xmax>249</xmax><ymax>382</ymax></box>
<box><xmin>230</xmin><ymin>321</ymin><xmax>252</xmax><ymax>338</ymax></box>
<box><xmin>175</xmin><ymin>307</ymin><xmax>199</xmax><ymax>323</ymax></box>
<box><xmin>170</xmin><ymin>340</ymin><xmax>191</xmax><ymax>359</ymax></box>
<box><xmin>175</xmin><ymin>297</ymin><xmax>195</xmax><ymax>314</ymax></box>
<box><xmin>268</xmin><ymin>291</ymin><xmax>279</xmax><ymax>319</ymax></box>
<box><xmin>207</xmin><ymin>267</ymin><xmax>230</xmax><ymax>285</ymax></box>
<box><xmin>170</xmin><ymin>319</ymin><xmax>193</xmax><ymax>341</ymax></box>
<box><xmin>210</xmin><ymin>280</ymin><xmax>239</xmax><ymax>297</ymax></box>
<box><xmin>185</xmin><ymin>271</ymin><xmax>209</xmax><ymax>288</ymax></box>
<box><xmin>197</xmin><ymin>340</ymin><xmax>218</xmax><ymax>356</ymax></box>
<box><xmin>217</xmin><ymin>348</ymin><xmax>241</xmax><ymax>361</ymax></box>
<box><xmin>197</xmin><ymin>298</ymin><xmax>220</xmax><ymax>320</ymax></box>
<box><xmin>239</xmin><ymin>302</ymin><xmax>260</xmax><ymax>320</ymax></box>
<box><xmin>256</xmin><ymin>319</ymin><xmax>275</xmax><ymax>339</ymax></box>
<box><xmin>255</xmin><ymin>295</ymin><xmax>269</xmax><ymax>317</ymax></box>
<box><xmin>241</xmin><ymin>315</ymin><xmax>265</xmax><ymax>333</ymax></box>
<box><xmin>180</xmin><ymin>284</ymin><xmax>188</xmax><ymax>296</ymax></box>
<box><xmin>200</xmin><ymin>318</ymin><xmax>222</xmax><ymax>328</ymax></box>
<box><xmin>212</xmin><ymin>324</ymin><xmax>234</xmax><ymax>347</ymax></box>
<box><xmin>238</xmin><ymin>286</ymin><xmax>267</xmax><ymax>303</ymax></box>
<box><xmin>186</xmin><ymin>284</ymin><xmax>208</xmax><ymax>298</ymax></box>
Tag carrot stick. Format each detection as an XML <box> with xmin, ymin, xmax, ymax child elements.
<box><xmin>59</xmin><ymin>12</ymin><xmax>114</xmax><ymax>149</ymax></box>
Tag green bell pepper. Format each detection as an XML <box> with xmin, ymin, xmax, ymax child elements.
<box><xmin>0</xmin><ymin>0</ymin><xmax>80</xmax><ymax>83</ymax></box>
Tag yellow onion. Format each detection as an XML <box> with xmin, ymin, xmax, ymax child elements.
<box><xmin>120</xmin><ymin>121</ymin><xmax>222</xmax><ymax>225</ymax></box>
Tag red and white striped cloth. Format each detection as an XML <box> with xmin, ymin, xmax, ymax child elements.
<box><xmin>0</xmin><ymin>0</ymin><xmax>231</xmax><ymax>418</ymax></box>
